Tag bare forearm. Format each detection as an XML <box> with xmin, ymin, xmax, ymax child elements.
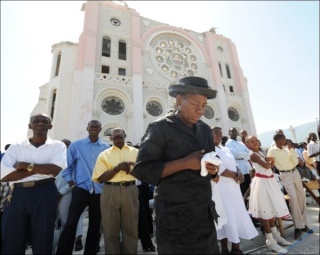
<box><xmin>1</xmin><ymin>170</ymin><xmax>33</xmax><ymax>182</ymax></box>
<box><xmin>98</xmin><ymin>167</ymin><xmax>119</xmax><ymax>183</ymax></box>
<box><xmin>309</xmin><ymin>152</ymin><xmax>320</xmax><ymax>158</ymax></box>
<box><xmin>15</xmin><ymin>162</ymin><xmax>61</xmax><ymax>176</ymax></box>
<box><xmin>220</xmin><ymin>169</ymin><xmax>238</xmax><ymax>179</ymax></box>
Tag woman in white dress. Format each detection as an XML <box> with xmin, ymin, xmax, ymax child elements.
<box><xmin>246</xmin><ymin>135</ymin><xmax>292</xmax><ymax>254</ymax></box>
<box><xmin>212</xmin><ymin>127</ymin><xmax>258</xmax><ymax>255</ymax></box>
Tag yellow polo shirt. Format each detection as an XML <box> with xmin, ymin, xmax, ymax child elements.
<box><xmin>92</xmin><ymin>145</ymin><xmax>138</xmax><ymax>183</ymax></box>
<box><xmin>267</xmin><ymin>146</ymin><xmax>299</xmax><ymax>171</ymax></box>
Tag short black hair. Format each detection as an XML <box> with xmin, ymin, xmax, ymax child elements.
<box><xmin>273</xmin><ymin>133</ymin><xmax>285</xmax><ymax>141</ymax></box>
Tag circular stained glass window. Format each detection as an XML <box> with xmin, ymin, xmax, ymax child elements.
<box><xmin>204</xmin><ymin>106</ymin><xmax>214</xmax><ymax>119</ymax></box>
<box><xmin>228</xmin><ymin>107</ymin><xmax>240</xmax><ymax>121</ymax></box>
<box><xmin>146</xmin><ymin>101</ymin><xmax>163</xmax><ymax>117</ymax></box>
<box><xmin>101</xmin><ymin>97</ymin><xmax>125</xmax><ymax>115</ymax></box>
<box><xmin>104</xmin><ymin>127</ymin><xmax>114</xmax><ymax>136</ymax></box>
<box><xmin>152</xmin><ymin>35</ymin><xmax>199</xmax><ymax>80</ymax></box>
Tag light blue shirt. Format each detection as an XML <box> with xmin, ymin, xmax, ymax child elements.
<box><xmin>62</xmin><ymin>137</ymin><xmax>109</xmax><ymax>194</ymax></box>
<box><xmin>225</xmin><ymin>139</ymin><xmax>252</xmax><ymax>175</ymax></box>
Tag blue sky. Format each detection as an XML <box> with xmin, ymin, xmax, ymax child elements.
<box><xmin>1</xmin><ymin>1</ymin><xmax>319</xmax><ymax>150</ymax></box>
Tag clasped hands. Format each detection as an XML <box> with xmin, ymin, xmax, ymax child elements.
<box><xmin>115</xmin><ymin>161</ymin><xmax>135</xmax><ymax>174</ymax></box>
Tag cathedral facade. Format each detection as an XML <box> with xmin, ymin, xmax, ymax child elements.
<box><xmin>30</xmin><ymin>1</ymin><xmax>256</xmax><ymax>144</ymax></box>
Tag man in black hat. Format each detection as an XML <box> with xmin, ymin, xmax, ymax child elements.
<box><xmin>132</xmin><ymin>76</ymin><xmax>220</xmax><ymax>254</ymax></box>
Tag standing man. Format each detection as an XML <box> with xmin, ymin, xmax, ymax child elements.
<box><xmin>267</xmin><ymin>134</ymin><xmax>313</xmax><ymax>240</ymax></box>
<box><xmin>225</xmin><ymin>128</ymin><xmax>252</xmax><ymax>196</ymax></box>
<box><xmin>239</xmin><ymin>130</ymin><xmax>248</xmax><ymax>145</ymax></box>
<box><xmin>56</xmin><ymin>120</ymin><xmax>109</xmax><ymax>255</ymax></box>
<box><xmin>307</xmin><ymin>132</ymin><xmax>320</xmax><ymax>176</ymax></box>
<box><xmin>1</xmin><ymin>113</ymin><xmax>67</xmax><ymax>254</ymax></box>
<box><xmin>92</xmin><ymin>128</ymin><xmax>139</xmax><ymax>254</ymax></box>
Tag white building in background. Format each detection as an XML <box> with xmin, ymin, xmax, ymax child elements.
<box><xmin>30</xmin><ymin>1</ymin><xmax>256</xmax><ymax>144</ymax></box>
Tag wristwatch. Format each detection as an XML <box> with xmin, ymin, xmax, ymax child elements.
<box><xmin>27</xmin><ymin>163</ymin><xmax>34</xmax><ymax>172</ymax></box>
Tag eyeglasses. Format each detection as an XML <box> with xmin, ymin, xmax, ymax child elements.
<box><xmin>31</xmin><ymin>119</ymin><xmax>50</xmax><ymax>124</ymax></box>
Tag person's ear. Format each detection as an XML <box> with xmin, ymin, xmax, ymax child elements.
<box><xmin>48</xmin><ymin>124</ymin><xmax>53</xmax><ymax>130</ymax></box>
<box><xmin>28</xmin><ymin>124</ymin><xmax>32</xmax><ymax>129</ymax></box>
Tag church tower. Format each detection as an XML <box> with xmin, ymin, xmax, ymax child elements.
<box><xmin>30</xmin><ymin>1</ymin><xmax>256</xmax><ymax>144</ymax></box>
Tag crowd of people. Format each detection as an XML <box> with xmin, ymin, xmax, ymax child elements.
<box><xmin>1</xmin><ymin>76</ymin><xmax>319</xmax><ymax>254</ymax></box>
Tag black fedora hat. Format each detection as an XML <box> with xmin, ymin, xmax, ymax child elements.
<box><xmin>168</xmin><ymin>76</ymin><xmax>217</xmax><ymax>99</ymax></box>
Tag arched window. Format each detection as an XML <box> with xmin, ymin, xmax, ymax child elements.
<box><xmin>50</xmin><ymin>89</ymin><xmax>57</xmax><ymax>119</ymax></box>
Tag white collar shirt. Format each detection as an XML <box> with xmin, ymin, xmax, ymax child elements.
<box><xmin>1</xmin><ymin>137</ymin><xmax>67</xmax><ymax>186</ymax></box>
<box><xmin>307</xmin><ymin>141</ymin><xmax>320</xmax><ymax>161</ymax></box>
<box><xmin>225</xmin><ymin>139</ymin><xmax>252</xmax><ymax>174</ymax></box>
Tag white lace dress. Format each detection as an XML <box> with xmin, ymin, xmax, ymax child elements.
<box><xmin>249</xmin><ymin>151</ymin><xmax>291</xmax><ymax>220</ymax></box>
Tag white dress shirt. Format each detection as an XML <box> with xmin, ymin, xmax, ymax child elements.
<box><xmin>307</xmin><ymin>141</ymin><xmax>320</xmax><ymax>162</ymax></box>
<box><xmin>225</xmin><ymin>139</ymin><xmax>252</xmax><ymax>175</ymax></box>
<box><xmin>1</xmin><ymin>137</ymin><xmax>67</xmax><ymax>186</ymax></box>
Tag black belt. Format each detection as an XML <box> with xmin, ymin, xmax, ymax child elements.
<box><xmin>14</xmin><ymin>178</ymin><xmax>55</xmax><ymax>188</ymax></box>
<box><xmin>279</xmin><ymin>168</ymin><xmax>295</xmax><ymax>173</ymax></box>
<box><xmin>105</xmin><ymin>181</ymin><xmax>135</xmax><ymax>187</ymax></box>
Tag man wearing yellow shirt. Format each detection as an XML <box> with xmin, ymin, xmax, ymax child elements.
<box><xmin>92</xmin><ymin>128</ymin><xmax>139</xmax><ymax>254</ymax></box>
<box><xmin>267</xmin><ymin>134</ymin><xmax>313</xmax><ymax>240</ymax></box>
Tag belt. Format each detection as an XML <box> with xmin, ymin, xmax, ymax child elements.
<box><xmin>105</xmin><ymin>181</ymin><xmax>135</xmax><ymax>187</ymax></box>
<box><xmin>279</xmin><ymin>168</ymin><xmax>295</xmax><ymax>173</ymax></box>
<box><xmin>14</xmin><ymin>178</ymin><xmax>55</xmax><ymax>188</ymax></box>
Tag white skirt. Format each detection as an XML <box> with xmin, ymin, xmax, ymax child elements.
<box><xmin>249</xmin><ymin>176</ymin><xmax>291</xmax><ymax>220</ymax></box>
<box><xmin>217</xmin><ymin>180</ymin><xmax>258</xmax><ymax>243</ymax></box>
<box><xmin>211</xmin><ymin>181</ymin><xmax>228</xmax><ymax>230</ymax></box>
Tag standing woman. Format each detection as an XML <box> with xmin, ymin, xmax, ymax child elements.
<box><xmin>211</xmin><ymin>127</ymin><xmax>258</xmax><ymax>255</ymax></box>
<box><xmin>132</xmin><ymin>77</ymin><xmax>220</xmax><ymax>254</ymax></box>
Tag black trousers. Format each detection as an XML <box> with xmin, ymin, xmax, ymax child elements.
<box><xmin>56</xmin><ymin>187</ymin><xmax>101</xmax><ymax>255</ymax></box>
<box><xmin>1</xmin><ymin>182</ymin><xmax>58</xmax><ymax>254</ymax></box>
<box><xmin>138</xmin><ymin>184</ymin><xmax>154</xmax><ymax>250</ymax></box>
<box><xmin>240</xmin><ymin>173</ymin><xmax>251</xmax><ymax>196</ymax></box>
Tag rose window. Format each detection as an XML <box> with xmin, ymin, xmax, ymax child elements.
<box><xmin>152</xmin><ymin>37</ymin><xmax>198</xmax><ymax>79</ymax></box>
<box><xmin>101</xmin><ymin>97</ymin><xmax>125</xmax><ymax>115</ymax></box>
<box><xmin>146</xmin><ymin>101</ymin><xmax>163</xmax><ymax>117</ymax></box>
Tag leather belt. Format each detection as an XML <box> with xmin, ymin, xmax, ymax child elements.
<box><xmin>279</xmin><ymin>168</ymin><xmax>295</xmax><ymax>173</ymax></box>
<box><xmin>105</xmin><ymin>181</ymin><xmax>135</xmax><ymax>187</ymax></box>
<box><xmin>14</xmin><ymin>178</ymin><xmax>55</xmax><ymax>188</ymax></box>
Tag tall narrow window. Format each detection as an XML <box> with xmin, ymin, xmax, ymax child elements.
<box><xmin>102</xmin><ymin>37</ymin><xmax>111</xmax><ymax>57</ymax></box>
<box><xmin>118</xmin><ymin>68</ymin><xmax>126</xmax><ymax>76</ymax></box>
<box><xmin>218</xmin><ymin>62</ymin><xmax>223</xmax><ymax>77</ymax></box>
<box><xmin>223</xmin><ymin>84</ymin><xmax>226</xmax><ymax>92</ymax></box>
<box><xmin>102</xmin><ymin>65</ymin><xmax>110</xmax><ymax>74</ymax></box>
<box><xmin>226</xmin><ymin>64</ymin><xmax>231</xmax><ymax>79</ymax></box>
<box><xmin>55</xmin><ymin>53</ymin><xmax>61</xmax><ymax>77</ymax></box>
<box><xmin>118</xmin><ymin>41</ymin><xmax>126</xmax><ymax>60</ymax></box>
<box><xmin>229</xmin><ymin>86</ymin><xmax>234</xmax><ymax>92</ymax></box>
<box><xmin>50</xmin><ymin>90</ymin><xmax>57</xmax><ymax>119</ymax></box>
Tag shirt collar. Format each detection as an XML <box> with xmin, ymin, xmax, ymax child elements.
<box><xmin>22</xmin><ymin>136</ymin><xmax>53</xmax><ymax>146</ymax></box>
<box><xmin>110</xmin><ymin>144</ymin><xmax>130</xmax><ymax>151</ymax></box>
<box><xmin>84</xmin><ymin>136</ymin><xmax>104</xmax><ymax>145</ymax></box>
